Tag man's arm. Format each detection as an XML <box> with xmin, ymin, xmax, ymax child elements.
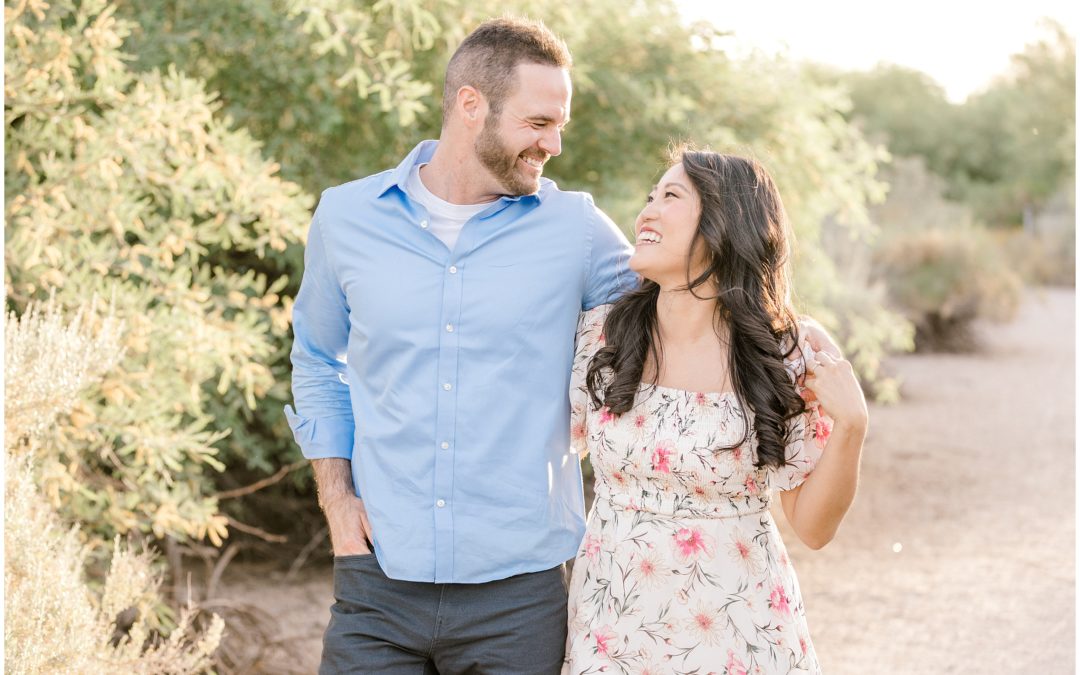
<box><xmin>582</xmin><ymin>198</ymin><xmax>635</xmax><ymax>310</ymax></box>
<box><xmin>285</xmin><ymin>203</ymin><xmax>371</xmax><ymax>555</ymax></box>
<box><xmin>312</xmin><ymin>459</ymin><xmax>372</xmax><ymax>555</ymax></box>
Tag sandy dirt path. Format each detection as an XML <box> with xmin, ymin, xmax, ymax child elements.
<box><xmin>218</xmin><ymin>288</ymin><xmax>1075</xmax><ymax>674</ymax></box>
<box><xmin>782</xmin><ymin>288</ymin><xmax>1075</xmax><ymax>673</ymax></box>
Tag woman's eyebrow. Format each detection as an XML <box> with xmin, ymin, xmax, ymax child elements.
<box><xmin>659</xmin><ymin>181</ymin><xmax>690</xmax><ymax>192</ymax></box>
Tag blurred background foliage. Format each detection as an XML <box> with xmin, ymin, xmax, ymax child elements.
<box><xmin>4</xmin><ymin>0</ymin><xmax>1074</xmax><ymax>668</ymax></box>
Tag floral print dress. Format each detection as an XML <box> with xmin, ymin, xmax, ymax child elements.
<box><xmin>563</xmin><ymin>306</ymin><xmax>830</xmax><ymax>675</ymax></box>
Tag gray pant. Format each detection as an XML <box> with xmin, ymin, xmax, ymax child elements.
<box><xmin>321</xmin><ymin>554</ymin><xmax>568</xmax><ymax>674</ymax></box>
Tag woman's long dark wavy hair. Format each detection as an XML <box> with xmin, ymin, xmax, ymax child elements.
<box><xmin>586</xmin><ymin>149</ymin><xmax>805</xmax><ymax>469</ymax></box>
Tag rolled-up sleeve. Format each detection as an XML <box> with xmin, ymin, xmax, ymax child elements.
<box><xmin>285</xmin><ymin>205</ymin><xmax>355</xmax><ymax>460</ymax></box>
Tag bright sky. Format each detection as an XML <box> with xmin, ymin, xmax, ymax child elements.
<box><xmin>675</xmin><ymin>0</ymin><xmax>1077</xmax><ymax>102</ymax></box>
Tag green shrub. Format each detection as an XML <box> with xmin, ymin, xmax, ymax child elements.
<box><xmin>873</xmin><ymin>228</ymin><xmax>1023</xmax><ymax>351</ymax></box>
<box><xmin>5</xmin><ymin>0</ymin><xmax>313</xmax><ymax>545</ymax></box>
<box><xmin>1003</xmin><ymin>229</ymin><xmax>1076</xmax><ymax>287</ymax></box>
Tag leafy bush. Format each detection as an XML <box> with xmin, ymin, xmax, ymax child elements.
<box><xmin>873</xmin><ymin>228</ymin><xmax>1022</xmax><ymax>351</ymax></box>
<box><xmin>4</xmin><ymin>300</ymin><xmax>223</xmax><ymax>674</ymax></box>
<box><xmin>820</xmin><ymin>155</ymin><xmax>1015</xmax><ymax>352</ymax></box>
<box><xmin>5</xmin><ymin>0</ymin><xmax>313</xmax><ymax>545</ymax></box>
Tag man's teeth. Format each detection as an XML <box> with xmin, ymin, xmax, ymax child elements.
<box><xmin>521</xmin><ymin>156</ymin><xmax>543</xmax><ymax>169</ymax></box>
<box><xmin>637</xmin><ymin>231</ymin><xmax>662</xmax><ymax>244</ymax></box>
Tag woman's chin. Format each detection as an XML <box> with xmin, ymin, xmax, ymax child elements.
<box><xmin>629</xmin><ymin>253</ymin><xmax>662</xmax><ymax>281</ymax></box>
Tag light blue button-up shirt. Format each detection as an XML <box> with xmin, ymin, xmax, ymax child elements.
<box><xmin>285</xmin><ymin>141</ymin><xmax>633</xmax><ymax>583</ymax></box>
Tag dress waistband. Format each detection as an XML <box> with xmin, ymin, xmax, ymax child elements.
<box><xmin>594</xmin><ymin>485</ymin><xmax>772</xmax><ymax>520</ymax></box>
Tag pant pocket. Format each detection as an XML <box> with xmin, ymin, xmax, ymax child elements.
<box><xmin>332</xmin><ymin>554</ymin><xmax>378</xmax><ymax>607</ymax></box>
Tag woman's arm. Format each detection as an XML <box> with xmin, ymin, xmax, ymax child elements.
<box><xmin>780</xmin><ymin>351</ymin><xmax>868</xmax><ymax>549</ymax></box>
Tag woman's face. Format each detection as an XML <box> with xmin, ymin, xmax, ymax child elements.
<box><xmin>629</xmin><ymin>162</ymin><xmax>706</xmax><ymax>286</ymax></box>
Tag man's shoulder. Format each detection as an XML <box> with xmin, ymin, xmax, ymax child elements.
<box><xmin>536</xmin><ymin>179</ymin><xmax>604</xmax><ymax>220</ymax></box>
<box><xmin>538</xmin><ymin>178</ymin><xmax>595</xmax><ymax>205</ymax></box>
<box><xmin>318</xmin><ymin>170</ymin><xmax>395</xmax><ymax>212</ymax></box>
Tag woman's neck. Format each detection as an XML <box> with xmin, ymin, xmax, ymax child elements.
<box><xmin>654</xmin><ymin>286</ymin><xmax>723</xmax><ymax>347</ymax></box>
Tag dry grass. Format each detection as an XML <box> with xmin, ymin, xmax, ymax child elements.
<box><xmin>4</xmin><ymin>300</ymin><xmax>225</xmax><ymax>673</ymax></box>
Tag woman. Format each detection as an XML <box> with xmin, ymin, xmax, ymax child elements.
<box><xmin>563</xmin><ymin>149</ymin><xmax>868</xmax><ymax>674</ymax></box>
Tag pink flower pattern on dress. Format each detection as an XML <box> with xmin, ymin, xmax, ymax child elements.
<box><xmin>744</xmin><ymin>475</ymin><xmax>759</xmax><ymax>495</ymax></box>
<box><xmin>728</xmin><ymin>529</ymin><xmax>766</xmax><ymax>575</ymax></box>
<box><xmin>769</xmin><ymin>582</ymin><xmax>793</xmax><ymax>619</ymax></box>
<box><xmin>673</xmin><ymin>527</ymin><xmax>714</xmax><ymax>561</ymax></box>
<box><xmin>571</xmin><ymin>417</ymin><xmax>587</xmax><ymax>444</ymax></box>
<box><xmin>726</xmin><ymin>649</ymin><xmax>750</xmax><ymax>675</ymax></box>
<box><xmin>583</xmin><ymin>534</ymin><xmax>602</xmax><ymax>561</ymax></box>
<box><xmin>813</xmin><ymin>415</ymin><xmax>833</xmax><ymax>448</ymax></box>
<box><xmin>593</xmin><ymin>625</ymin><xmax>616</xmax><ymax>656</ymax></box>
<box><xmin>651</xmin><ymin>442</ymin><xmax>674</xmax><ymax>473</ymax></box>
<box><xmin>563</xmin><ymin>306</ymin><xmax>824</xmax><ymax>675</ymax></box>
<box><xmin>686</xmin><ymin>603</ymin><xmax>724</xmax><ymax>646</ymax></box>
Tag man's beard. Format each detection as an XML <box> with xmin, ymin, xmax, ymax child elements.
<box><xmin>474</xmin><ymin>113</ymin><xmax>543</xmax><ymax>196</ymax></box>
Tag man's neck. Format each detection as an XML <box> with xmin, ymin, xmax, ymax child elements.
<box><xmin>421</xmin><ymin>139</ymin><xmax>503</xmax><ymax>205</ymax></box>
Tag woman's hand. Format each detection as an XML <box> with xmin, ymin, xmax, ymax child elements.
<box><xmin>803</xmin><ymin>351</ymin><xmax>868</xmax><ymax>433</ymax></box>
<box><xmin>781</xmin><ymin>349</ymin><xmax>868</xmax><ymax>550</ymax></box>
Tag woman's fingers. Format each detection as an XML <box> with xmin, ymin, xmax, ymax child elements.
<box><xmin>815</xmin><ymin>350</ymin><xmax>839</xmax><ymax>367</ymax></box>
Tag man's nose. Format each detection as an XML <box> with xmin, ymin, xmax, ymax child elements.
<box><xmin>539</xmin><ymin>127</ymin><xmax>562</xmax><ymax>157</ymax></box>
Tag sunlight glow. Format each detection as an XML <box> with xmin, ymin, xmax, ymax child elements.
<box><xmin>675</xmin><ymin>0</ymin><xmax>1077</xmax><ymax>102</ymax></box>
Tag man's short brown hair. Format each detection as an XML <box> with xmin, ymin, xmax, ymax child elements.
<box><xmin>441</xmin><ymin>17</ymin><xmax>572</xmax><ymax>124</ymax></box>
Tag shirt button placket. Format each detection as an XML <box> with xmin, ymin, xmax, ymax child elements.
<box><xmin>433</xmin><ymin>258</ymin><xmax>462</xmax><ymax>582</ymax></box>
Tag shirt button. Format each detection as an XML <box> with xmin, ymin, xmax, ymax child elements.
<box><xmin>441</xmin><ymin>441</ymin><xmax>450</xmax><ymax>450</ymax></box>
<box><xmin>442</xmin><ymin>382</ymin><xmax>452</xmax><ymax>391</ymax></box>
<box><xmin>448</xmin><ymin>265</ymin><xmax>458</xmax><ymax>274</ymax></box>
<box><xmin>420</xmin><ymin>220</ymin><xmax>429</xmax><ymax>229</ymax></box>
<box><xmin>445</xmin><ymin>323</ymin><xmax>454</xmax><ymax>332</ymax></box>
<box><xmin>436</xmin><ymin>499</ymin><xmax>446</xmax><ymax>508</ymax></box>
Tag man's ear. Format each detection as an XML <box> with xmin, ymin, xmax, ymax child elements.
<box><xmin>456</xmin><ymin>85</ymin><xmax>488</xmax><ymax>129</ymax></box>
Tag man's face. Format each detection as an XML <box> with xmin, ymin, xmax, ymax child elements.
<box><xmin>474</xmin><ymin>63</ymin><xmax>571</xmax><ymax>196</ymax></box>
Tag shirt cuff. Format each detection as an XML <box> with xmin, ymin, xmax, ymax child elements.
<box><xmin>284</xmin><ymin>405</ymin><xmax>354</xmax><ymax>460</ymax></box>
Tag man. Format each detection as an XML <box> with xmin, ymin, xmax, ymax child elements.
<box><xmin>285</xmin><ymin>17</ymin><xmax>632</xmax><ymax>674</ymax></box>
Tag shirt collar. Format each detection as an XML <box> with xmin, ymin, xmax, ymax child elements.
<box><xmin>378</xmin><ymin>140</ymin><xmax>547</xmax><ymax>204</ymax></box>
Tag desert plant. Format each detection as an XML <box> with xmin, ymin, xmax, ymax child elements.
<box><xmin>4</xmin><ymin>300</ymin><xmax>224</xmax><ymax>674</ymax></box>
<box><xmin>873</xmin><ymin>227</ymin><xmax>1022</xmax><ymax>350</ymax></box>
<box><xmin>862</xmin><ymin>158</ymin><xmax>1023</xmax><ymax>351</ymax></box>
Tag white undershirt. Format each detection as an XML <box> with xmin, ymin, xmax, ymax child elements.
<box><xmin>404</xmin><ymin>163</ymin><xmax>491</xmax><ymax>251</ymax></box>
